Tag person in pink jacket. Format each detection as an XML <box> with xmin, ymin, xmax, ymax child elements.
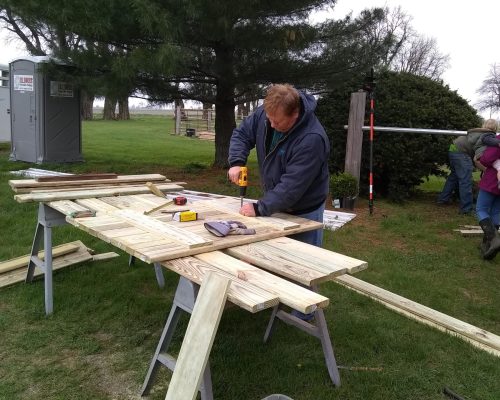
<box><xmin>477</xmin><ymin>140</ymin><xmax>500</xmax><ymax>259</ymax></box>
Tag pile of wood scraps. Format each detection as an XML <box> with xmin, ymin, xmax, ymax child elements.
<box><xmin>0</xmin><ymin>241</ymin><xmax>119</xmax><ymax>289</ymax></box>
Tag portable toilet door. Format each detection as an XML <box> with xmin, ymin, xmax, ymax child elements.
<box><xmin>9</xmin><ymin>56</ymin><xmax>82</xmax><ymax>163</ymax></box>
<box><xmin>9</xmin><ymin>58</ymin><xmax>39</xmax><ymax>162</ymax></box>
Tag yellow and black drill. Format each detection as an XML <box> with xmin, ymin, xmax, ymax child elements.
<box><xmin>238</xmin><ymin>166</ymin><xmax>248</xmax><ymax>207</ymax></box>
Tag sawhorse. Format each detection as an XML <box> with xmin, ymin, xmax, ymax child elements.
<box><xmin>141</xmin><ymin>276</ymin><xmax>214</xmax><ymax>399</ymax></box>
<box><xmin>26</xmin><ymin>203</ymin><xmax>166</xmax><ymax>315</ymax></box>
<box><xmin>263</xmin><ymin>284</ymin><xmax>341</xmax><ymax>387</ymax></box>
<box><xmin>26</xmin><ymin>204</ymin><xmax>67</xmax><ymax>315</ymax></box>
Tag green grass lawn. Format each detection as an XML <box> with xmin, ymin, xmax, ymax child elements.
<box><xmin>0</xmin><ymin>115</ymin><xmax>499</xmax><ymax>400</ymax></box>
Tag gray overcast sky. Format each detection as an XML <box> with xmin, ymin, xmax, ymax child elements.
<box><xmin>1</xmin><ymin>1</ymin><xmax>499</xmax><ymax>117</ymax></box>
<box><xmin>329</xmin><ymin>0</ymin><xmax>500</xmax><ymax>119</ymax></box>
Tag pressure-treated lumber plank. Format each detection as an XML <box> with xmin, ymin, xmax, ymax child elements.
<box><xmin>75</xmin><ymin>198</ymin><xmax>120</xmax><ymax>213</ymax></box>
<box><xmin>36</xmin><ymin>173</ymin><xmax>118</xmax><ymax>182</ymax></box>
<box><xmin>164</xmin><ymin>272</ymin><xmax>230</xmax><ymax>400</ymax></box>
<box><xmin>257</xmin><ymin>237</ymin><xmax>368</xmax><ymax>275</ymax></box>
<box><xmin>334</xmin><ymin>275</ymin><xmax>500</xmax><ymax>357</ymax></box>
<box><xmin>113</xmin><ymin>209</ymin><xmax>212</xmax><ymax>249</ymax></box>
<box><xmin>195</xmin><ymin>251</ymin><xmax>329</xmax><ymax>313</ymax></box>
<box><xmin>225</xmin><ymin>237</ymin><xmax>366</xmax><ymax>285</ymax></box>
<box><xmin>14</xmin><ymin>183</ymin><xmax>184</xmax><ymax>203</ymax></box>
<box><xmin>9</xmin><ymin>173</ymin><xmax>167</xmax><ymax>189</ymax></box>
<box><xmin>0</xmin><ymin>242</ymin><xmax>81</xmax><ymax>274</ymax></box>
<box><xmin>192</xmin><ymin>198</ymin><xmax>300</xmax><ymax>230</ymax></box>
<box><xmin>162</xmin><ymin>256</ymin><xmax>279</xmax><ymax>313</ymax></box>
<box><xmin>0</xmin><ymin>245</ymin><xmax>93</xmax><ymax>288</ymax></box>
<box><xmin>48</xmin><ymin>200</ymin><xmax>95</xmax><ymax>217</ymax></box>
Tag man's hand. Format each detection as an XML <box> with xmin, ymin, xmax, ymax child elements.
<box><xmin>228</xmin><ymin>166</ymin><xmax>241</xmax><ymax>185</ymax></box>
<box><xmin>239</xmin><ymin>203</ymin><xmax>256</xmax><ymax>217</ymax></box>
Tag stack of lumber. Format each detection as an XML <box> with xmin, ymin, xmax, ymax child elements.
<box><xmin>196</xmin><ymin>131</ymin><xmax>215</xmax><ymax>141</ymax></box>
<box><xmin>9</xmin><ymin>173</ymin><xmax>185</xmax><ymax>203</ymax></box>
<box><xmin>334</xmin><ymin>275</ymin><xmax>500</xmax><ymax>357</ymax></box>
<box><xmin>0</xmin><ymin>241</ymin><xmax>119</xmax><ymax>289</ymax></box>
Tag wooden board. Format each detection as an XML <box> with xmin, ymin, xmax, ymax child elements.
<box><xmin>0</xmin><ymin>242</ymin><xmax>93</xmax><ymax>289</ymax></box>
<box><xmin>14</xmin><ymin>183</ymin><xmax>184</xmax><ymax>203</ymax></box>
<box><xmin>36</xmin><ymin>173</ymin><xmax>118</xmax><ymax>182</ymax></box>
<box><xmin>195</xmin><ymin>251</ymin><xmax>329</xmax><ymax>313</ymax></box>
<box><xmin>48</xmin><ymin>200</ymin><xmax>95</xmax><ymax>217</ymax></box>
<box><xmin>165</xmin><ymin>272</ymin><xmax>229</xmax><ymax>400</ymax></box>
<box><xmin>334</xmin><ymin>275</ymin><xmax>500</xmax><ymax>356</ymax></box>
<box><xmin>66</xmin><ymin>199</ymin><xmax>322</xmax><ymax>263</ymax></box>
<box><xmin>191</xmin><ymin>198</ymin><xmax>300</xmax><ymax>230</ymax></box>
<box><xmin>9</xmin><ymin>173</ymin><xmax>166</xmax><ymax>189</ymax></box>
<box><xmin>163</xmin><ymin>257</ymin><xmax>279</xmax><ymax>313</ymax></box>
<box><xmin>113</xmin><ymin>209</ymin><xmax>212</xmax><ymax>249</ymax></box>
<box><xmin>225</xmin><ymin>237</ymin><xmax>366</xmax><ymax>286</ymax></box>
<box><xmin>0</xmin><ymin>242</ymin><xmax>81</xmax><ymax>274</ymax></box>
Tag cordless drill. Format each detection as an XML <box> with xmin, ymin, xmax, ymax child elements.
<box><xmin>238</xmin><ymin>166</ymin><xmax>248</xmax><ymax>207</ymax></box>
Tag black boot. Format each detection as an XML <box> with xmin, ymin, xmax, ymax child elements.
<box><xmin>478</xmin><ymin>218</ymin><xmax>500</xmax><ymax>260</ymax></box>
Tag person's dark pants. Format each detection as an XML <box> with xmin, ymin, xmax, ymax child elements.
<box><xmin>438</xmin><ymin>151</ymin><xmax>473</xmax><ymax>213</ymax></box>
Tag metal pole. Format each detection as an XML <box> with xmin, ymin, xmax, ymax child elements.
<box><xmin>363</xmin><ymin>68</ymin><xmax>376</xmax><ymax>216</ymax></box>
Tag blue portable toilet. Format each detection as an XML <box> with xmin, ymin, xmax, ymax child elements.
<box><xmin>9</xmin><ymin>56</ymin><xmax>82</xmax><ymax>163</ymax></box>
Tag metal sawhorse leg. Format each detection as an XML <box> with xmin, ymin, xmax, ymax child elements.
<box><xmin>26</xmin><ymin>204</ymin><xmax>166</xmax><ymax>315</ymax></box>
<box><xmin>263</xmin><ymin>284</ymin><xmax>341</xmax><ymax>387</ymax></box>
<box><xmin>140</xmin><ymin>276</ymin><xmax>213</xmax><ymax>399</ymax></box>
<box><xmin>26</xmin><ymin>203</ymin><xmax>67</xmax><ymax>315</ymax></box>
<box><xmin>129</xmin><ymin>256</ymin><xmax>165</xmax><ymax>289</ymax></box>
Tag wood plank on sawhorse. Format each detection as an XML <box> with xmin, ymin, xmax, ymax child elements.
<box><xmin>164</xmin><ymin>272</ymin><xmax>230</xmax><ymax>400</ymax></box>
<box><xmin>224</xmin><ymin>237</ymin><xmax>368</xmax><ymax>388</ymax></box>
<box><xmin>141</xmin><ymin>276</ymin><xmax>220</xmax><ymax>400</ymax></box>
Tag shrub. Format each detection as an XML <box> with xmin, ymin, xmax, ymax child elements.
<box><xmin>330</xmin><ymin>172</ymin><xmax>358</xmax><ymax>199</ymax></box>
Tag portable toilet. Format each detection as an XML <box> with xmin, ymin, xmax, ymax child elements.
<box><xmin>0</xmin><ymin>64</ymin><xmax>10</xmax><ymax>142</ymax></box>
<box><xmin>9</xmin><ymin>56</ymin><xmax>82</xmax><ymax>163</ymax></box>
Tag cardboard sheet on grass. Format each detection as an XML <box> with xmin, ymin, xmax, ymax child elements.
<box><xmin>66</xmin><ymin>197</ymin><xmax>322</xmax><ymax>263</ymax></box>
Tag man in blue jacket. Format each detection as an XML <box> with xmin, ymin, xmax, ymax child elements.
<box><xmin>228</xmin><ymin>83</ymin><xmax>330</xmax><ymax>248</ymax></box>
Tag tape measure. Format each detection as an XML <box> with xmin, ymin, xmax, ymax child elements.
<box><xmin>174</xmin><ymin>196</ymin><xmax>187</xmax><ymax>205</ymax></box>
<box><xmin>172</xmin><ymin>210</ymin><xmax>197</xmax><ymax>222</ymax></box>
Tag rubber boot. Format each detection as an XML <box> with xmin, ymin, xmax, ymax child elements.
<box><xmin>478</xmin><ymin>218</ymin><xmax>500</xmax><ymax>260</ymax></box>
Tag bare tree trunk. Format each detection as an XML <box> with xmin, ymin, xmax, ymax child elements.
<box><xmin>81</xmin><ymin>90</ymin><xmax>94</xmax><ymax>120</ymax></box>
<box><xmin>117</xmin><ymin>98</ymin><xmax>130</xmax><ymax>120</ymax></box>
<box><xmin>103</xmin><ymin>97</ymin><xmax>117</xmax><ymax>120</ymax></box>
<box><xmin>236</xmin><ymin>104</ymin><xmax>243</xmax><ymax>119</ymax></box>
<box><xmin>214</xmin><ymin>83</ymin><xmax>236</xmax><ymax>168</ymax></box>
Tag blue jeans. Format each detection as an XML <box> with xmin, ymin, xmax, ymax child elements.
<box><xmin>476</xmin><ymin>189</ymin><xmax>500</xmax><ymax>225</ymax></box>
<box><xmin>438</xmin><ymin>152</ymin><xmax>473</xmax><ymax>213</ymax></box>
<box><xmin>287</xmin><ymin>202</ymin><xmax>325</xmax><ymax>247</ymax></box>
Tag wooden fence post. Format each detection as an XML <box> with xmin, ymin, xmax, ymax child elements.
<box><xmin>175</xmin><ymin>106</ymin><xmax>181</xmax><ymax>135</ymax></box>
<box><xmin>344</xmin><ymin>91</ymin><xmax>367</xmax><ymax>183</ymax></box>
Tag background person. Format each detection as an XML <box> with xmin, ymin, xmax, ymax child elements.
<box><xmin>437</xmin><ymin>119</ymin><xmax>500</xmax><ymax>214</ymax></box>
<box><xmin>476</xmin><ymin>139</ymin><xmax>500</xmax><ymax>259</ymax></box>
